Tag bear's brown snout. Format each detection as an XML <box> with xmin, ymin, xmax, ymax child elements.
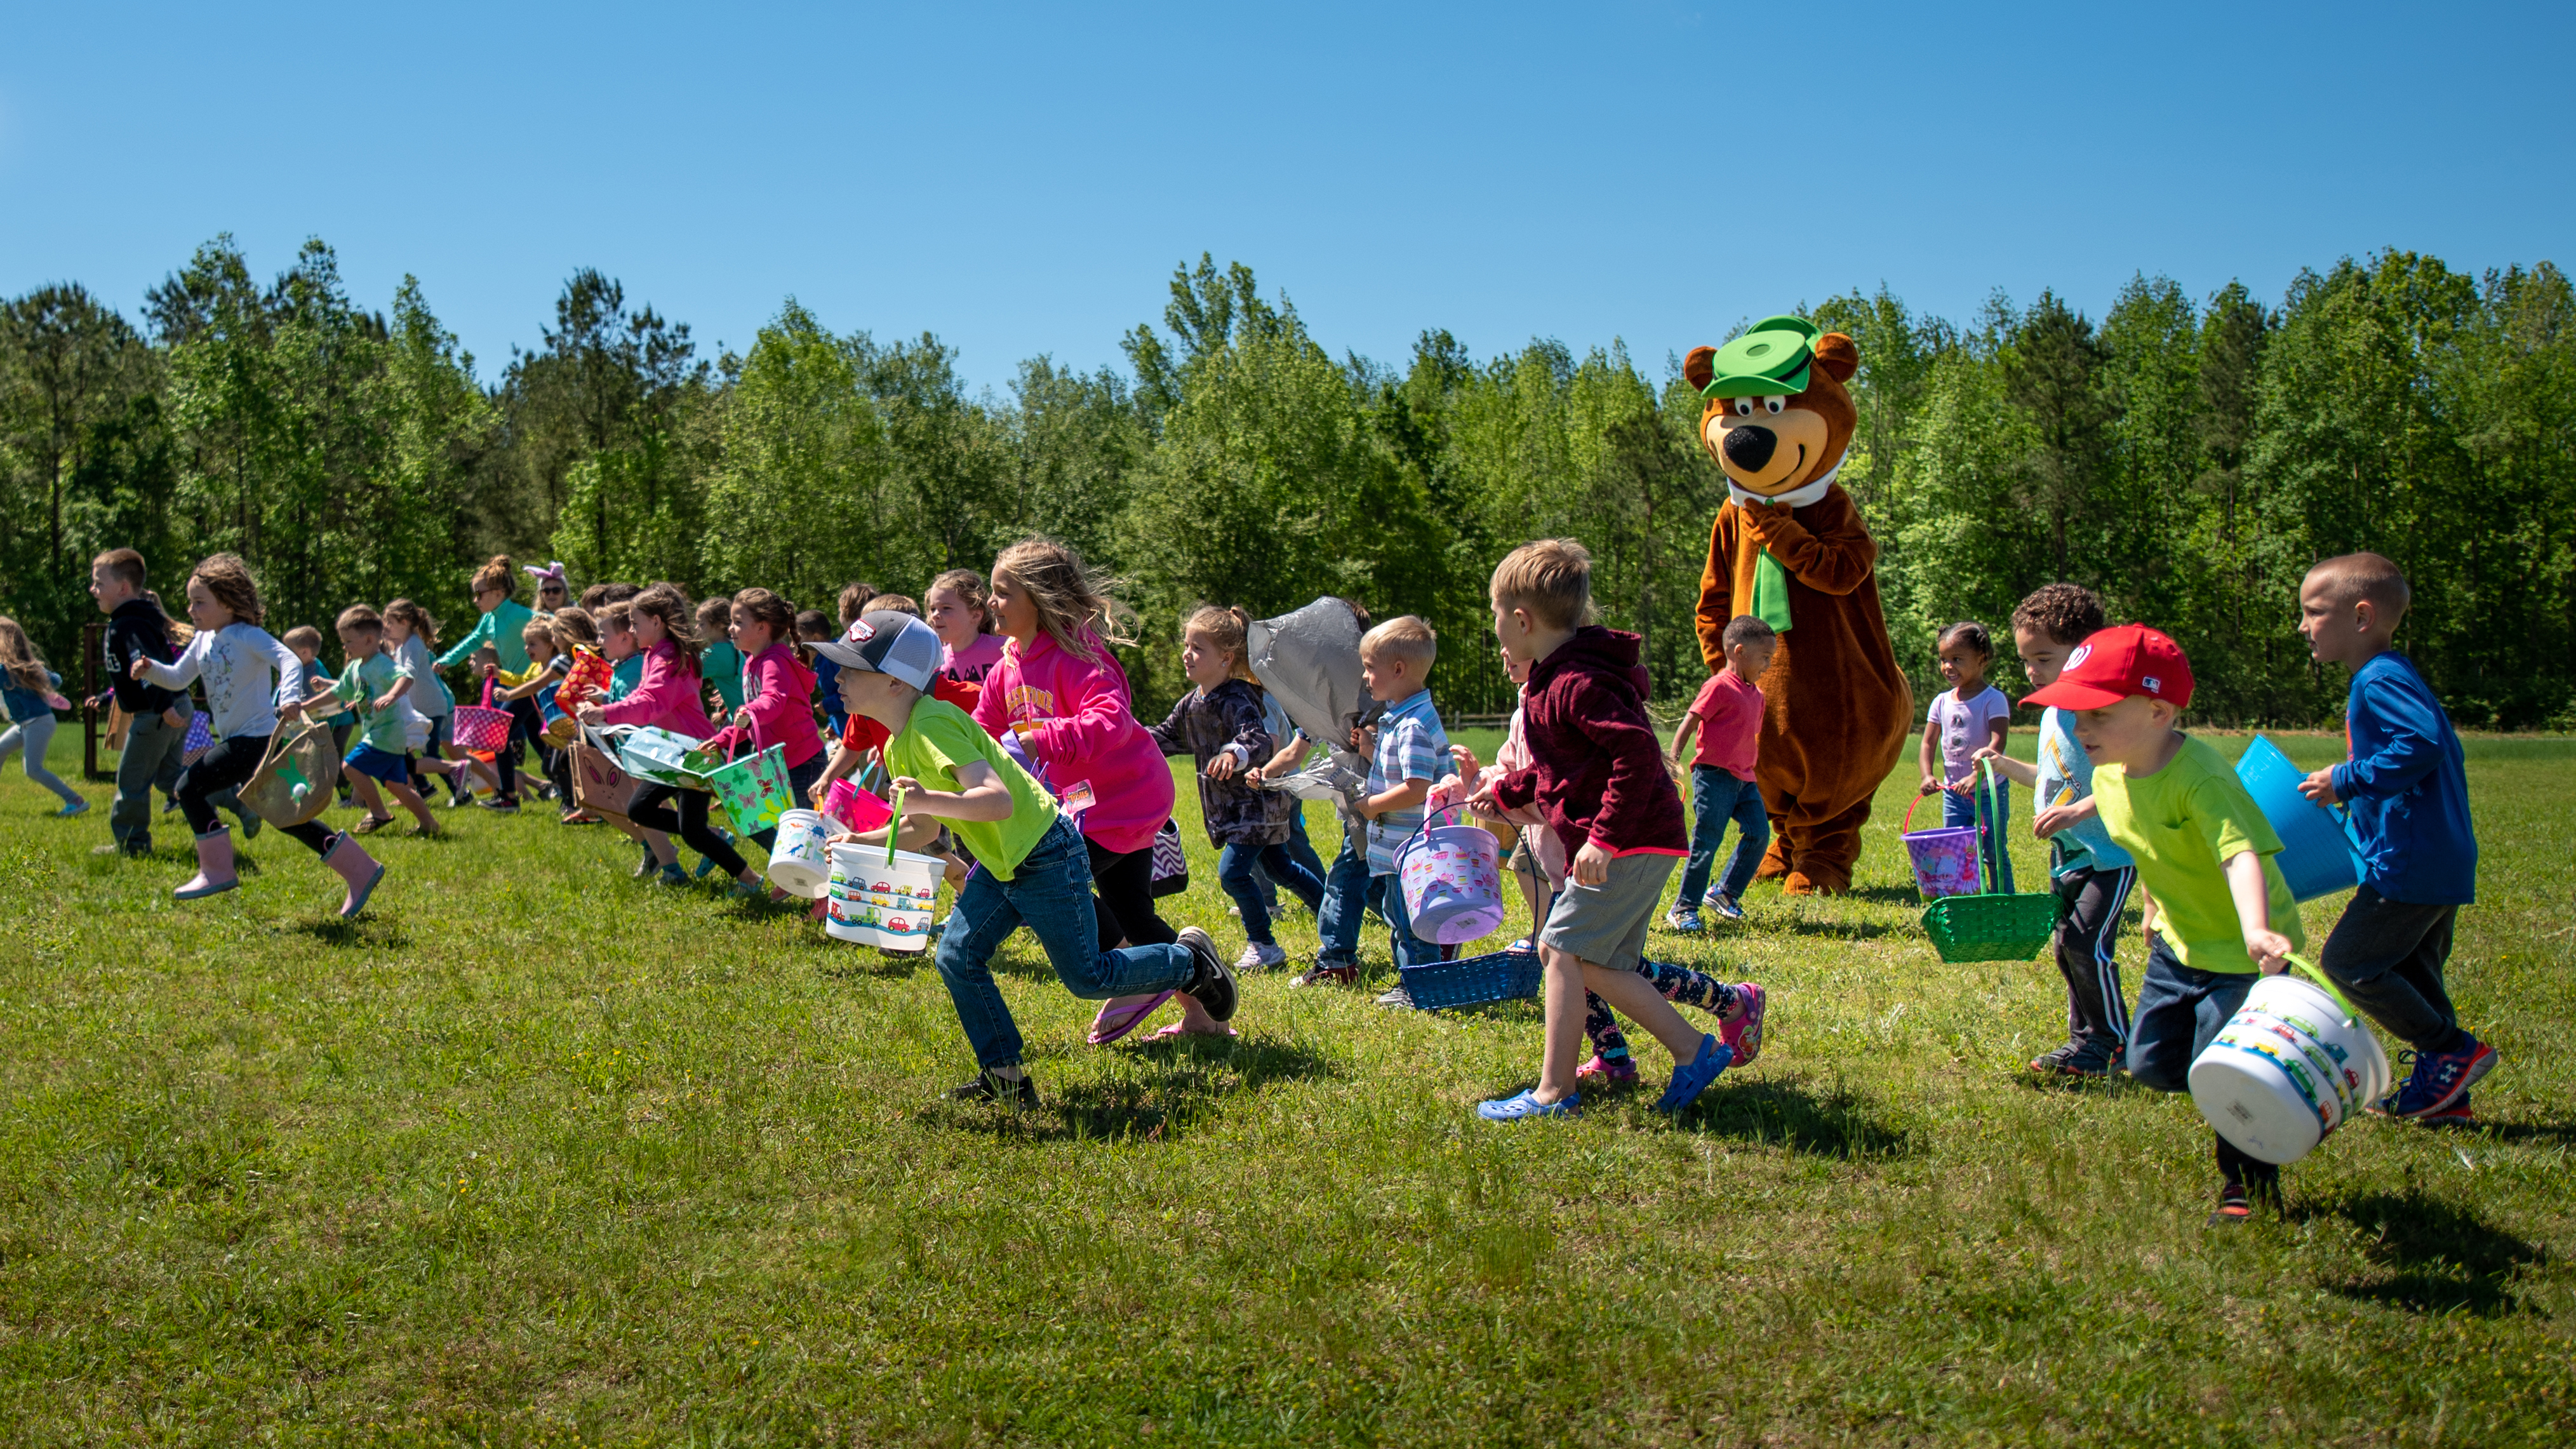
<box><xmin>1722</xmin><ymin>425</ymin><xmax>1779</xmax><ymax>472</ymax></box>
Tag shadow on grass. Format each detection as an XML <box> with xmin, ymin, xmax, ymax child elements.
<box><xmin>282</xmin><ymin>915</ymin><xmax>410</xmax><ymax>949</ymax></box>
<box><xmin>1768</xmin><ymin>914</ymin><xmax>1912</xmax><ymax>942</ymax></box>
<box><xmin>1678</xmin><ymin>1074</ymin><xmax>1914</xmax><ymax>1158</ymax></box>
<box><xmin>931</xmin><ymin>1036</ymin><xmax>1339</xmax><ymax>1143</ymax></box>
<box><xmin>1825</xmin><ymin>884</ymin><xmax>1928</xmax><ymax>908</ymax></box>
<box><xmin>2306</xmin><ymin>1187</ymin><xmax>2548</xmax><ymax>1317</ymax></box>
<box><xmin>2462</xmin><ymin>1119</ymin><xmax>2576</xmax><ymax>1148</ymax></box>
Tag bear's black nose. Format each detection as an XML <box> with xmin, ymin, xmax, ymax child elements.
<box><xmin>1723</xmin><ymin>425</ymin><xmax>1778</xmax><ymax>472</ymax></box>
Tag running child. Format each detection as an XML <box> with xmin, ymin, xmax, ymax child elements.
<box><xmin>1973</xmin><ymin>584</ymin><xmax>2133</xmax><ymax>1077</ymax></box>
<box><xmin>2294</xmin><ymin>552</ymin><xmax>2493</xmax><ymax>1121</ymax></box>
<box><xmin>822</xmin><ymin>609</ymin><xmax>1236</xmax><ymax>1106</ymax></box>
<box><xmin>279</xmin><ymin>625</ymin><xmax>350</xmax><ymax>803</ymax></box>
<box><xmin>1919</xmin><ymin>619</ymin><xmax>2015</xmax><ymax>893</ymax></box>
<box><xmin>925</xmin><ymin>568</ymin><xmax>1005</xmax><ymax>693</ymax></box>
<box><xmin>435</xmin><ymin>556</ymin><xmax>535</xmax><ymax>811</ymax></box>
<box><xmin>801</xmin><ymin>609</ymin><xmax>846</xmax><ymax>738</ymax></box>
<box><xmin>493</xmin><ymin>616</ymin><xmax>578</xmax><ymax>818</ymax></box>
<box><xmin>1147</xmin><ymin>606</ymin><xmax>1328</xmax><ymax>975</ymax></box>
<box><xmin>310</xmin><ymin>605</ymin><xmax>438</xmax><ymax>839</ymax></box>
<box><xmin>133</xmin><ymin>555</ymin><xmax>387</xmax><ymax>913</ymax></box>
<box><xmin>702</xmin><ymin>587</ymin><xmax>828</xmax><ymax>858</ymax></box>
<box><xmin>384</xmin><ymin>598</ymin><xmax>486</xmax><ymax>805</ymax></box>
<box><xmin>1667</xmin><ymin>615</ymin><xmax>1775</xmax><ymax>929</ymax></box>
<box><xmin>577</xmin><ymin>585</ymin><xmax>761</xmax><ymax>893</ymax></box>
<box><xmin>2022</xmin><ymin>624</ymin><xmax>2303</xmax><ymax>1225</ymax></box>
<box><xmin>0</xmin><ymin>616</ymin><xmax>86</xmax><ymax>815</ymax></box>
<box><xmin>697</xmin><ymin>596</ymin><xmax>747</xmax><ymax>722</ymax></box>
<box><xmin>90</xmin><ymin>549</ymin><xmax>192</xmax><ymax>857</ymax></box>
<box><xmin>1298</xmin><ymin>615</ymin><xmax>1446</xmax><ymax>985</ymax></box>
<box><xmin>1469</xmin><ymin>538</ymin><xmax>1730</xmax><ymax>1120</ymax></box>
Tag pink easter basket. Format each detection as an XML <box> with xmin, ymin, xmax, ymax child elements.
<box><xmin>1900</xmin><ymin>791</ymin><xmax>1982</xmax><ymax>900</ymax></box>
<box><xmin>451</xmin><ymin>676</ymin><xmax>514</xmax><ymax>754</ymax></box>
<box><xmin>1392</xmin><ymin>803</ymin><xmax>1507</xmax><ymax>946</ymax></box>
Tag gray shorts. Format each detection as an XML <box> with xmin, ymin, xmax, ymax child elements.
<box><xmin>1507</xmin><ymin>833</ymin><xmax>1539</xmax><ymax>878</ymax></box>
<box><xmin>1537</xmin><ymin>851</ymin><xmax>1677</xmax><ymax>973</ymax></box>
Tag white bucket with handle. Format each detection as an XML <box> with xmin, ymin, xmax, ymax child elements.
<box><xmin>766</xmin><ymin>808</ymin><xmax>834</xmax><ymax>899</ymax></box>
<box><xmin>823</xmin><ymin>842</ymin><xmax>944</xmax><ymax>952</ymax></box>
<box><xmin>2189</xmin><ymin>959</ymin><xmax>2392</xmax><ymax>1165</ymax></box>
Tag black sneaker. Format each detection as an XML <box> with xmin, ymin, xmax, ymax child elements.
<box><xmin>2208</xmin><ymin>1182</ymin><xmax>2255</xmax><ymax>1227</ymax></box>
<box><xmin>1175</xmin><ymin>927</ymin><xmax>1237</xmax><ymax>1022</ymax></box>
<box><xmin>2057</xmin><ymin>1036</ymin><xmax>2119</xmax><ymax>1079</ymax></box>
<box><xmin>947</xmin><ymin>1068</ymin><xmax>1038</xmax><ymax>1107</ymax></box>
<box><xmin>2028</xmin><ymin>1040</ymin><xmax>2082</xmax><ymax>1074</ymax></box>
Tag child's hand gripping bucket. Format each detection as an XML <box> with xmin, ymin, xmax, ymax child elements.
<box><xmin>1392</xmin><ymin>803</ymin><xmax>1507</xmax><ymax>946</ymax></box>
<box><xmin>2234</xmin><ymin>735</ymin><xmax>2363</xmax><ymax>902</ymax></box>
<box><xmin>1899</xmin><ymin>790</ymin><xmax>1981</xmax><ymax>899</ymax></box>
<box><xmin>703</xmin><ymin>717</ymin><xmax>794</xmax><ymax>838</ymax></box>
<box><xmin>766</xmin><ymin>808</ymin><xmax>834</xmax><ymax>898</ymax></box>
<box><xmin>824</xmin><ymin>836</ymin><xmax>945</xmax><ymax>952</ymax></box>
<box><xmin>451</xmin><ymin>676</ymin><xmax>514</xmax><ymax>754</ymax></box>
<box><xmin>1919</xmin><ymin>760</ymin><xmax>2064</xmax><ymax>963</ymax></box>
<box><xmin>2189</xmin><ymin>956</ymin><xmax>2392</xmax><ymax>1165</ymax></box>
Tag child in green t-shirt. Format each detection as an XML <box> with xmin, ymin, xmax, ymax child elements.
<box><xmin>2024</xmin><ymin>624</ymin><xmax>2304</xmax><ymax>1227</ymax></box>
<box><xmin>817</xmin><ymin>610</ymin><xmax>1238</xmax><ymax>1107</ymax></box>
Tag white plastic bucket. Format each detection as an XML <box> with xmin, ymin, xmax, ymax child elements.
<box><xmin>822</xmin><ymin>843</ymin><xmax>945</xmax><ymax>952</ymax></box>
<box><xmin>766</xmin><ymin>808</ymin><xmax>833</xmax><ymax>899</ymax></box>
<box><xmin>2189</xmin><ymin>968</ymin><xmax>2392</xmax><ymax>1165</ymax></box>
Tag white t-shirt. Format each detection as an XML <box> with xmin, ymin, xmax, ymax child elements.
<box><xmin>137</xmin><ymin>622</ymin><xmax>300</xmax><ymax>742</ymax></box>
<box><xmin>1927</xmin><ymin>684</ymin><xmax>2012</xmax><ymax>784</ymax></box>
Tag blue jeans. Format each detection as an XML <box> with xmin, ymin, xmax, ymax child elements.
<box><xmin>1221</xmin><ymin>838</ymin><xmax>1329</xmax><ymax>946</ymax></box>
<box><xmin>1315</xmin><ymin>825</ymin><xmax>1441</xmax><ymax>968</ymax></box>
<box><xmin>933</xmin><ymin>815</ymin><xmax>1201</xmax><ymax>1069</ymax></box>
<box><xmin>1943</xmin><ymin>778</ymin><xmax>2015</xmax><ymax>894</ymax></box>
<box><xmin>1674</xmin><ymin>766</ymin><xmax>1768</xmax><ymax>907</ymax></box>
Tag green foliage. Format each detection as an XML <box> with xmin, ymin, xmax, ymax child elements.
<box><xmin>6</xmin><ymin>241</ymin><xmax>2572</xmax><ymax>728</ymax></box>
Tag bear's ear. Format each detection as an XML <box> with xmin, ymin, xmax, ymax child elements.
<box><xmin>1684</xmin><ymin>345</ymin><xmax>1718</xmax><ymax>395</ymax></box>
<box><xmin>1813</xmin><ymin>331</ymin><xmax>1859</xmax><ymax>384</ymax></box>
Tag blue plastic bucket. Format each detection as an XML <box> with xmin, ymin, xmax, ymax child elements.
<box><xmin>2234</xmin><ymin>735</ymin><xmax>2361</xmax><ymax>902</ymax></box>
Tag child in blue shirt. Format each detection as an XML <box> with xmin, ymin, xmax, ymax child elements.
<box><xmin>2295</xmin><ymin>552</ymin><xmax>2492</xmax><ymax>1122</ymax></box>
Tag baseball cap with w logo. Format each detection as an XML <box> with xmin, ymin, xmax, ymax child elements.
<box><xmin>2022</xmin><ymin>623</ymin><xmax>2195</xmax><ymax>711</ymax></box>
<box><xmin>813</xmin><ymin>610</ymin><xmax>944</xmax><ymax>692</ymax></box>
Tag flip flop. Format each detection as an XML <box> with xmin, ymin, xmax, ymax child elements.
<box><xmin>1087</xmin><ymin>991</ymin><xmax>1175</xmax><ymax>1046</ymax></box>
<box><xmin>1147</xmin><ymin>1020</ymin><xmax>1238</xmax><ymax>1041</ymax></box>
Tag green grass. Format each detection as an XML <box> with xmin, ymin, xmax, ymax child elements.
<box><xmin>3</xmin><ymin>727</ymin><xmax>2571</xmax><ymax>1445</ymax></box>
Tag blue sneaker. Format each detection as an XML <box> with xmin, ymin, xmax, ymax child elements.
<box><xmin>2375</xmin><ymin>1038</ymin><xmax>2497</xmax><ymax>1119</ymax></box>
<box><xmin>1478</xmin><ymin>1088</ymin><xmax>1580</xmax><ymax>1122</ymax></box>
<box><xmin>1655</xmin><ymin>1034</ymin><xmax>1733</xmax><ymax>1114</ymax></box>
<box><xmin>1702</xmin><ymin>891</ymin><xmax>1745</xmax><ymax>923</ymax></box>
<box><xmin>1664</xmin><ymin>907</ymin><xmax>1703</xmax><ymax>933</ymax></box>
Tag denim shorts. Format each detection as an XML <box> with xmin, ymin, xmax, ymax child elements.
<box><xmin>1538</xmin><ymin>850</ymin><xmax>1677</xmax><ymax>972</ymax></box>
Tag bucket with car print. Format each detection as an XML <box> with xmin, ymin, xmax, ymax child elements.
<box><xmin>2189</xmin><ymin>958</ymin><xmax>2392</xmax><ymax>1165</ymax></box>
<box><xmin>823</xmin><ymin>841</ymin><xmax>944</xmax><ymax>952</ymax></box>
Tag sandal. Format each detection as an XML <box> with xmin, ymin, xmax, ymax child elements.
<box><xmin>351</xmin><ymin>815</ymin><xmax>396</xmax><ymax>836</ymax></box>
<box><xmin>1087</xmin><ymin>991</ymin><xmax>1175</xmax><ymax>1046</ymax></box>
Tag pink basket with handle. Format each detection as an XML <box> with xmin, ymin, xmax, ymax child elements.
<box><xmin>1393</xmin><ymin>803</ymin><xmax>1507</xmax><ymax>946</ymax></box>
<box><xmin>822</xmin><ymin>776</ymin><xmax>893</xmax><ymax>834</ymax></box>
<box><xmin>1900</xmin><ymin>791</ymin><xmax>1982</xmax><ymax>900</ymax></box>
<box><xmin>451</xmin><ymin>676</ymin><xmax>513</xmax><ymax>754</ymax></box>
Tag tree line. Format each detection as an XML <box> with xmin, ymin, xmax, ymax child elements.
<box><xmin>4</xmin><ymin>239</ymin><xmax>2570</xmax><ymax>727</ymax></box>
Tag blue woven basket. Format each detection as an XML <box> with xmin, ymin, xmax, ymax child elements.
<box><xmin>1398</xmin><ymin>949</ymin><xmax>1544</xmax><ymax>1012</ymax></box>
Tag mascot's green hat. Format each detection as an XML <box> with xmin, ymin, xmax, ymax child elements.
<box><xmin>1698</xmin><ymin>315</ymin><xmax>1819</xmax><ymax>399</ymax></box>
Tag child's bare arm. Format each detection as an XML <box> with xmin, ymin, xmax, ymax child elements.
<box><xmin>2224</xmin><ymin>851</ymin><xmax>2295</xmax><ymax>973</ymax></box>
<box><xmin>1973</xmin><ymin>744</ymin><xmax>2038</xmax><ymax>788</ymax></box>
<box><xmin>1669</xmin><ymin>712</ymin><xmax>1699</xmax><ymax>763</ymax></box>
<box><xmin>1918</xmin><ymin>720</ymin><xmax>1942</xmax><ymax>794</ymax></box>
<box><xmin>1358</xmin><ymin>777</ymin><xmax>1431</xmax><ymax>821</ymax></box>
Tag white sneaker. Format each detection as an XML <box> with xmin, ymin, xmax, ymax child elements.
<box><xmin>1234</xmin><ymin>942</ymin><xmax>1286</xmax><ymax>972</ymax></box>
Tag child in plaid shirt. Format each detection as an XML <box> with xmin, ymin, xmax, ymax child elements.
<box><xmin>1296</xmin><ymin>616</ymin><xmax>1448</xmax><ymax>985</ymax></box>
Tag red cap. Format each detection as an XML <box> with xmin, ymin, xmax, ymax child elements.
<box><xmin>2021</xmin><ymin>624</ymin><xmax>2194</xmax><ymax>711</ymax></box>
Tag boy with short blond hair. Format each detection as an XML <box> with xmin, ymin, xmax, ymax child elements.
<box><xmin>2294</xmin><ymin>552</ymin><xmax>2492</xmax><ymax>1121</ymax></box>
<box><xmin>1471</xmin><ymin>539</ymin><xmax>1728</xmax><ymax>1121</ymax></box>
<box><xmin>2024</xmin><ymin>625</ymin><xmax>2303</xmax><ymax>1224</ymax></box>
<box><xmin>1298</xmin><ymin>614</ymin><xmax>1448</xmax><ymax>984</ymax></box>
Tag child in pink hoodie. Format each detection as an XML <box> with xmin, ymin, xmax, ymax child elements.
<box><xmin>973</xmin><ymin>540</ymin><xmax>1218</xmax><ymax>1043</ymax></box>
<box><xmin>702</xmin><ymin>587</ymin><xmax>825</xmax><ymax>855</ymax></box>
<box><xmin>577</xmin><ymin>585</ymin><xmax>757</xmax><ymax>892</ymax></box>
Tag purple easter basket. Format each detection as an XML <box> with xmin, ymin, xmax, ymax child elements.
<box><xmin>1392</xmin><ymin>803</ymin><xmax>1507</xmax><ymax>945</ymax></box>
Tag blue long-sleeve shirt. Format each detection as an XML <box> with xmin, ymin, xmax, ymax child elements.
<box><xmin>2329</xmin><ymin>651</ymin><xmax>2475</xmax><ymax>905</ymax></box>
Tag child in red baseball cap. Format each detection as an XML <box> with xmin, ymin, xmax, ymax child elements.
<box><xmin>2024</xmin><ymin>624</ymin><xmax>2306</xmax><ymax>1226</ymax></box>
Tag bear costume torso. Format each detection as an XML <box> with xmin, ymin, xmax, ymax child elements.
<box><xmin>1688</xmin><ymin>319</ymin><xmax>1912</xmax><ymax>895</ymax></box>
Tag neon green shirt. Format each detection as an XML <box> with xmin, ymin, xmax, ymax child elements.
<box><xmin>881</xmin><ymin>697</ymin><xmax>1057</xmax><ymax>881</ymax></box>
<box><xmin>2093</xmin><ymin>735</ymin><xmax>2304</xmax><ymax>975</ymax></box>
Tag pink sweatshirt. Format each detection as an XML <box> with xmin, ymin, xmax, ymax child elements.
<box><xmin>706</xmin><ymin>642</ymin><xmax>822</xmax><ymax>767</ymax></box>
<box><xmin>972</xmin><ymin>629</ymin><xmax>1175</xmax><ymax>855</ymax></box>
<box><xmin>598</xmin><ymin>639</ymin><xmax>713</xmax><ymax>740</ymax></box>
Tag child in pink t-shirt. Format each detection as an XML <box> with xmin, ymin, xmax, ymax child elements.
<box><xmin>1665</xmin><ymin>615</ymin><xmax>1777</xmax><ymax>928</ymax></box>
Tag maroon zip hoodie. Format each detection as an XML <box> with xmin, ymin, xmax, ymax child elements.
<box><xmin>1492</xmin><ymin>625</ymin><xmax>1688</xmax><ymax>860</ymax></box>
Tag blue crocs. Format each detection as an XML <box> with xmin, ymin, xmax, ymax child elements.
<box><xmin>1655</xmin><ymin>1034</ymin><xmax>1733</xmax><ymax>1114</ymax></box>
<box><xmin>1477</xmin><ymin>1088</ymin><xmax>1580</xmax><ymax>1122</ymax></box>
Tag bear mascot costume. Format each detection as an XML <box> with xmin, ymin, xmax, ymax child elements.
<box><xmin>1688</xmin><ymin>315</ymin><xmax>1912</xmax><ymax>895</ymax></box>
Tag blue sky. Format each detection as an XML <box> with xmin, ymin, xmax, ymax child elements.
<box><xmin>4</xmin><ymin>2</ymin><xmax>2569</xmax><ymax>391</ymax></box>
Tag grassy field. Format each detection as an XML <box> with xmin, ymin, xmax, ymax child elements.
<box><xmin>1</xmin><ymin>725</ymin><xmax>2570</xmax><ymax>1446</ymax></box>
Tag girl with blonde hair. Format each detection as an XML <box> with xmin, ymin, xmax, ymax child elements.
<box><xmin>0</xmin><ymin>617</ymin><xmax>84</xmax><ymax>814</ymax></box>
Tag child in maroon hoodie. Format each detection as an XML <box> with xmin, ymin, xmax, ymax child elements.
<box><xmin>1470</xmin><ymin>539</ymin><xmax>1736</xmax><ymax>1121</ymax></box>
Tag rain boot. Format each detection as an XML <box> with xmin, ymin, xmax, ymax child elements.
<box><xmin>323</xmin><ymin>831</ymin><xmax>386</xmax><ymax>919</ymax></box>
<box><xmin>175</xmin><ymin>827</ymin><xmax>239</xmax><ymax>900</ymax></box>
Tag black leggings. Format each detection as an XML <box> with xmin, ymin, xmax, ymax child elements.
<box><xmin>493</xmin><ymin>698</ymin><xmax>547</xmax><ymax>799</ymax></box>
<box><xmin>1086</xmin><ymin>835</ymin><xmax>1177</xmax><ymax>953</ymax></box>
<box><xmin>629</xmin><ymin>784</ymin><xmax>748</xmax><ymax>879</ymax></box>
<box><xmin>175</xmin><ymin>734</ymin><xmax>336</xmax><ymax>856</ymax></box>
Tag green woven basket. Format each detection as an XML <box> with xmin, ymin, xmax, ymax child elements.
<box><xmin>1921</xmin><ymin>759</ymin><xmax>2064</xmax><ymax>963</ymax></box>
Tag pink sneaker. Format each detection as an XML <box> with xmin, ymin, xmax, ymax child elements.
<box><xmin>1575</xmin><ymin>1053</ymin><xmax>1638</xmax><ymax>1085</ymax></box>
<box><xmin>1720</xmin><ymin>982</ymin><xmax>1766</xmax><ymax>1066</ymax></box>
